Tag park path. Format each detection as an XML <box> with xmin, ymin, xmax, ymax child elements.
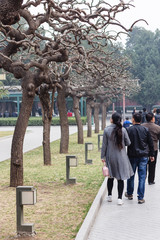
<box><xmin>0</xmin><ymin>125</ymin><xmax>84</xmax><ymax>162</ymax></box>
<box><xmin>87</xmin><ymin>153</ymin><xmax>160</xmax><ymax>240</ymax></box>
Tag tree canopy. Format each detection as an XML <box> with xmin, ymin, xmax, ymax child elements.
<box><xmin>125</xmin><ymin>27</ymin><xmax>160</xmax><ymax>110</ymax></box>
<box><xmin>0</xmin><ymin>0</ymin><xmax>144</xmax><ymax>187</ymax></box>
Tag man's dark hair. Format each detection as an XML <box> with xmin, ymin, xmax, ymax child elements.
<box><xmin>146</xmin><ymin>112</ymin><xmax>154</xmax><ymax>122</ymax></box>
<box><xmin>126</xmin><ymin>117</ymin><xmax>129</xmax><ymax>120</ymax></box>
<box><xmin>133</xmin><ymin>112</ymin><xmax>142</xmax><ymax>123</ymax></box>
<box><xmin>143</xmin><ymin>107</ymin><xmax>146</xmax><ymax>112</ymax></box>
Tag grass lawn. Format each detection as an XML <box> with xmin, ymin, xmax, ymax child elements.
<box><xmin>0</xmin><ymin>130</ymin><xmax>104</xmax><ymax>240</ymax></box>
<box><xmin>0</xmin><ymin>131</ymin><xmax>13</xmax><ymax>138</ymax></box>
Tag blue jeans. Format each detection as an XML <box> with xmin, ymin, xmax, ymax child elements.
<box><xmin>127</xmin><ymin>157</ymin><xmax>148</xmax><ymax>200</ymax></box>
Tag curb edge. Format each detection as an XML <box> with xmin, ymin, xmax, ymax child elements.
<box><xmin>75</xmin><ymin>177</ymin><xmax>107</xmax><ymax>240</ymax></box>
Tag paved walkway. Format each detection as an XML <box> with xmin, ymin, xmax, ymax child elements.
<box><xmin>87</xmin><ymin>153</ymin><xmax>160</xmax><ymax>240</ymax></box>
<box><xmin>0</xmin><ymin>125</ymin><xmax>83</xmax><ymax>162</ymax></box>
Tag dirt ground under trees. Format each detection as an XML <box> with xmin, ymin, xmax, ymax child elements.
<box><xmin>0</xmin><ymin>132</ymin><xmax>104</xmax><ymax>240</ymax></box>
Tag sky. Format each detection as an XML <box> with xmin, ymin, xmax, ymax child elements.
<box><xmin>113</xmin><ymin>0</ymin><xmax>160</xmax><ymax>44</ymax></box>
<box><xmin>119</xmin><ymin>0</ymin><xmax>160</xmax><ymax>31</ymax></box>
<box><xmin>27</xmin><ymin>0</ymin><xmax>160</xmax><ymax>44</ymax></box>
<box><xmin>28</xmin><ymin>0</ymin><xmax>160</xmax><ymax>31</ymax></box>
<box><xmin>28</xmin><ymin>0</ymin><xmax>160</xmax><ymax>32</ymax></box>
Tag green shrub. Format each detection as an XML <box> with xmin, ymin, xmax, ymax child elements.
<box><xmin>0</xmin><ymin>116</ymin><xmax>87</xmax><ymax>126</ymax></box>
<box><xmin>0</xmin><ymin>118</ymin><xmax>17</xmax><ymax>126</ymax></box>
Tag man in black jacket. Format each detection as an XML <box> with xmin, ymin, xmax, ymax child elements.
<box><xmin>125</xmin><ymin>113</ymin><xmax>154</xmax><ymax>204</ymax></box>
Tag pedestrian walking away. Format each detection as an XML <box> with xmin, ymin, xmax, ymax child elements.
<box><xmin>123</xmin><ymin>117</ymin><xmax>132</xmax><ymax>128</ymax></box>
<box><xmin>126</xmin><ymin>112</ymin><xmax>154</xmax><ymax>204</ymax></box>
<box><xmin>142</xmin><ymin>112</ymin><xmax>160</xmax><ymax>185</ymax></box>
<box><xmin>101</xmin><ymin>112</ymin><xmax>134</xmax><ymax>205</ymax></box>
<box><xmin>155</xmin><ymin>108</ymin><xmax>160</xmax><ymax>125</ymax></box>
<box><xmin>141</xmin><ymin>107</ymin><xmax>147</xmax><ymax>123</ymax></box>
<box><xmin>155</xmin><ymin>108</ymin><xmax>160</xmax><ymax>150</ymax></box>
<box><xmin>132</xmin><ymin>107</ymin><xmax>136</xmax><ymax>116</ymax></box>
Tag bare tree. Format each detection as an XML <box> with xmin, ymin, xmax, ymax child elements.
<box><xmin>57</xmin><ymin>81</ymin><xmax>69</xmax><ymax>153</ymax></box>
<box><xmin>0</xmin><ymin>0</ymin><xmax>143</xmax><ymax>186</ymax></box>
<box><xmin>66</xmin><ymin>45</ymin><xmax>134</xmax><ymax>134</ymax></box>
<box><xmin>73</xmin><ymin>95</ymin><xmax>84</xmax><ymax>143</ymax></box>
<box><xmin>37</xmin><ymin>83</ymin><xmax>61</xmax><ymax>165</ymax></box>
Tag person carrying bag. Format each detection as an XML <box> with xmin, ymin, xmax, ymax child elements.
<box><xmin>101</xmin><ymin>112</ymin><xmax>133</xmax><ymax>205</ymax></box>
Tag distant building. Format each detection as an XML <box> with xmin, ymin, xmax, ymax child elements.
<box><xmin>0</xmin><ymin>86</ymin><xmax>86</xmax><ymax>117</ymax></box>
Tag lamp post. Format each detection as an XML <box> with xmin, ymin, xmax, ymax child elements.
<box><xmin>123</xmin><ymin>90</ymin><xmax>125</xmax><ymax>121</ymax></box>
<box><xmin>122</xmin><ymin>78</ymin><xmax>139</xmax><ymax>122</ymax></box>
<box><xmin>112</xmin><ymin>102</ymin><xmax>115</xmax><ymax>113</ymax></box>
<box><xmin>98</xmin><ymin>134</ymin><xmax>103</xmax><ymax>151</ymax></box>
<box><xmin>16</xmin><ymin>186</ymin><xmax>37</xmax><ymax>234</ymax></box>
<box><xmin>85</xmin><ymin>143</ymin><xmax>93</xmax><ymax>164</ymax></box>
<box><xmin>66</xmin><ymin>156</ymin><xmax>78</xmax><ymax>184</ymax></box>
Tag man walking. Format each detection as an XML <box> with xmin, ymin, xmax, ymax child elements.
<box><xmin>141</xmin><ymin>107</ymin><xmax>147</xmax><ymax>123</ymax></box>
<box><xmin>155</xmin><ymin>108</ymin><xmax>160</xmax><ymax>125</ymax></box>
<box><xmin>142</xmin><ymin>112</ymin><xmax>160</xmax><ymax>185</ymax></box>
<box><xmin>125</xmin><ymin>113</ymin><xmax>154</xmax><ymax>204</ymax></box>
<box><xmin>155</xmin><ymin>108</ymin><xmax>160</xmax><ymax>150</ymax></box>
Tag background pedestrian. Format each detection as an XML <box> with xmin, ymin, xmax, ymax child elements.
<box><xmin>142</xmin><ymin>112</ymin><xmax>160</xmax><ymax>185</ymax></box>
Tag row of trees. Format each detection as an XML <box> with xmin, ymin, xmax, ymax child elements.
<box><xmin>125</xmin><ymin>27</ymin><xmax>160</xmax><ymax>110</ymax></box>
<box><xmin>0</xmin><ymin>0</ymin><xmax>141</xmax><ymax>187</ymax></box>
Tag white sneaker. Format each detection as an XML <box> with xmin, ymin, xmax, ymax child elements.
<box><xmin>117</xmin><ymin>198</ymin><xmax>123</xmax><ymax>205</ymax></box>
<box><xmin>107</xmin><ymin>195</ymin><xmax>112</xmax><ymax>202</ymax></box>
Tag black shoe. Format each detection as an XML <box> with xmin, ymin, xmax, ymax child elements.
<box><xmin>125</xmin><ymin>192</ymin><xmax>133</xmax><ymax>200</ymax></box>
<box><xmin>148</xmin><ymin>182</ymin><xmax>155</xmax><ymax>185</ymax></box>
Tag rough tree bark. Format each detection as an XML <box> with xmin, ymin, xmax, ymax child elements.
<box><xmin>0</xmin><ymin>0</ymin><xmax>23</xmax><ymax>25</ymax></box>
<box><xmin>94</xmin><ymin>103</ymin><xmax>100</xmax><ymax>133</ymax></box>
<box><xmin>101</xmin><ymin>101</ymin><xmax>107</xmax><ymax>130</ymax></box>
<box><xmin>39</xmin><ymin>85</ymin><xmax>56</xmax><ymax>165</ymax></box>
<box><xmin>73</xmin><ymin>96</ymin><xmax>83</xmax><ymax>144</ymax></box>
<box><xmin>57</xmin><ymin>83</ymin><xmax>69</xmax><ymax>153</ymax></box>
<box><xmin>10</xmin><ymin>74</ymin><xmax>35</xmax><ymax>187</ymax></box>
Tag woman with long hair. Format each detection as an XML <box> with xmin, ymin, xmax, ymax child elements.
<box><xmin>101</xmin><ymin>112</ymin><xmax>133</xmax><ymax>205</ymax></box>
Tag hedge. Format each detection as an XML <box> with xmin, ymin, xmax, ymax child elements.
<box><xmin>0</xmin><ymin>116</ymin><xmax>87</xmax><ymax>126</ymax></box>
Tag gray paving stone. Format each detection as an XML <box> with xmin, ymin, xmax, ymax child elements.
<box><xmin>88</xmin><ymin>154</ymin><xmax>160</xmax><ymax>240</ymax></box>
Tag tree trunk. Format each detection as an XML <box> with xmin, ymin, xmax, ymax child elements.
<box><xmin>0</xmin><ymin>0</ymin><xmax>23</xmax><ymax>25</ymax></box>
<box><xmin>86</xmin><ymin>99</ymin><xmax>92</xmax><ymax>137</ymax></box>
<box><xmin>10</xmin><ymin>83</ymin><xmax>35</xmax><ymax>187</ymax></box>
<box><xmin>146</xmin><ymin>104</ymin><xmax>152</xmax><ymax>112</ymax></box>
<box><xmin>101</xmin><ymin>102</ymin><xmax>106</xmax><ymax>130</ymax></box>
<box><xmin>39</xmin><ymin>85</ymin><xmax>53</xmax><ymax>165</ymax></box>
<box><xmin>57</xmin><ymin>85</ymin><xmax>69</xmax><ymax>153</ymax></box>
<box><xmin>73</xmin><ymin>96</ymin><xmax>83</xmax><ymax>144</ymax></box>
<box><xmin>94</xmin><ymin>103</ymin><xmax>100</xmax><ymax>133</ymax></box>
